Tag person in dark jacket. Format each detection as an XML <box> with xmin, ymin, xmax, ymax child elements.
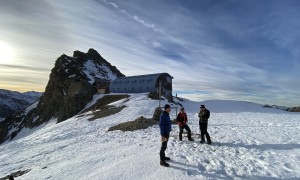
<box><xmin>177</xmin><ymin>107</ymin><xmax>194</xmax><ymax>141</ymax></box>
<box><xmin>198</xmin><ymin>104</ymin><xmax>211</xmax><ymax>144</ymax></box>
<box><xmin>159</xmin><ymin>104</ymin><xmax>172</xmax><ymax>167</ymax></box>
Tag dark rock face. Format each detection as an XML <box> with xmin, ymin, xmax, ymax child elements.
<box><xmin>0</xmin><ymin>49</ymin><xmax>124</xmax><ymax>144</ymax></box>
<box><xmin>288</xmin><ymin>107</ymin><xmax>300</xmax><ymax>112</ymax></box>
<box><xmin>152</xmin><ymin>107</ymin><xmax>163</xmax><ymax>121</ymax></box>
<box><xmin>263</xmin><ymin>104</ymin><xmax>300</xmax><ymax>112</ymax></box>
<box><xmin>108</xmin><ymin>116</ymin><xmax>157</xmax><ymax>132</ymax></box>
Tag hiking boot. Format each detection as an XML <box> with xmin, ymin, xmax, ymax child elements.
<box><xmin>188</xmin><ymin>138</ymin><xmax>194</xmax><ymax>141</ymax></box>
<box><xmin>207</xmin><ymin>141</ymin><xmax>212</xmax><ymax>145</ymax></box>
<box><xmin>164</xmin><ymin>157</ymin><xmax>171</xmax><ymax>161</ymax></box>
<box><xmin>200</xmin><ymin>141</ymin><xmax>205</xmax><ymax>144</ymax></box>
<box><xmin>160</xmin><ymin>160</ymin><xmax>169</xmax><ymax>167</ymax></box>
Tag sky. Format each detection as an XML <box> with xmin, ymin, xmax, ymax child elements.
<box><xmin>0</xmin><ymin>0</ymin><xmax>300</xmax><ymax>107</ymax></box>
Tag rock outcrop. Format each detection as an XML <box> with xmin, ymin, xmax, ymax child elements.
<box><xmin>288</xmin><ymin>107</ymin><xmax>300</xmax><ymax>112</ymax></box>
<box><xmin>0</xmin><ymin>49</ymin><xmax>124</xmax><ymax>144</ymax></box>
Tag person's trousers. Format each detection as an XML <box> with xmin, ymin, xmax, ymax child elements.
<box><xmin>179</xmin><ymin>124</ymin><xmax>192</xmax><ymax>140</ymax></box>
<box><xmin>199</xmin><ymin>122</ymin><xmax>211</xmax><ymax>142</ymax></box>
<box><xmin>160</xmin><ymin>134</ymin><xmax>169</xmax><ymax>160</ymax></box>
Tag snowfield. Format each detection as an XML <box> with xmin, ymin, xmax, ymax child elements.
<box><xmin>0</xmin><ymin>93</ymin><xmax>299</xmax><ymax>179</ymax></box>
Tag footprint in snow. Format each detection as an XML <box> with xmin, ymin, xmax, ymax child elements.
<box><xmin>197</xmin><ymin>163</ymin><xmax>206</xmax><ymax>171</ymax></box>
<box><xmin>187</xmin><ymin>169</ymin><xmax>199</xmax><ymax>176</ymax></box>
<box><xmin>204</xmin><ymin>159</ymin><xmax>210</xmax><ymax>164</ymax></box>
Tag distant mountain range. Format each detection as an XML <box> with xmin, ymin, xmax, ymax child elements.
<box><xmin>0</xmin><ymin>89</ymin><xmax>42</xmax><ymax>120</ymax></box>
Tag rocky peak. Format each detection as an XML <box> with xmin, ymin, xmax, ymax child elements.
<box><xmin>0</xmin><ymin>49</ymin><xmax>124</xmax><ymax>144</ymax></box>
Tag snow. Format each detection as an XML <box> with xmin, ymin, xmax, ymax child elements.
<box><xmin>82</xmin><ymin>60</ymin><xmax>118</xmax><ymax>84</ymax></box>
<box><xmin>80</xmin><ymin>94</ymin><xmax>105</xmax><ymax>112</ymax></box>
<box><xmin>68</xmin><ymin>74</ymin><xmax>76</xmax><ymax>78</ymax></box>
<box><xmin>24</xmin><ymin>101</ymin><xmax>39</xmax><ymax>115</ymax></box>
<box><xmin>0</xmin><ymin>94</ymin><xmax>299</xmax><ymax>179</ymax></box>
<box><xmin>101</xmin><ymin>65</ymin><xmax>118</xmax><ymax>80</ymax></box>
<box><xmin>2</xmin><ymin>118</ymin><xmax>57</xmax><ymax>146</ymax></box>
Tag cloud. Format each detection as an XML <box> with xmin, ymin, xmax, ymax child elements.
<box><xmin>152</xmin><ymin>42</ymin><xmax>162</xmax><ymax>48</ymax></box>
<box><xmin>0</xmin><ymin>64</ymin><xmax>50</xmax><ymax>72</ymax></box>
<box><xmin>0</xmin><ymin>0</ymin><xmax>299</xmax><ymax>106</ymax></box>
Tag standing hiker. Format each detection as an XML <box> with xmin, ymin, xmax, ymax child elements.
<box><xmin>198</xmin><ymin>104</ymin><xmax>211</xmax><ymax>144</ymax></box>
<box><xmin>177</xmin><ymin>107</ymin><xmax>194</xmax><ymax>141</ymax></box>
<box><xmin>159</xmin><ymin>104</ymin><xmax>172</xmax><ymax>167</ymax></box>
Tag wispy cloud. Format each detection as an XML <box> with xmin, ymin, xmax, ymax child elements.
<box><xmin>0</xmin><ymin>0</ymin><xmax>299</xmax><ymax>106</ymax></box>
<box><xmin>0</xmin><ymin>64</ymin><xmax>50</xmax><ymax>72</ymax></box>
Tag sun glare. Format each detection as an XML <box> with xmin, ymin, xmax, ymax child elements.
<box><xmin>0</xmin><ymin>41</ymin><xmax>15</xmax><ymax>64</ymax></box>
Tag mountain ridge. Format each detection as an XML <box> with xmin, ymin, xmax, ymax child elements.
<box><xmin>0</xmin><ymin>48</ymin><xmax>124</xmax><ymax>144</ymax></box>
<box><xmin>0</xmin><ymin>89</ymin><xmax>42</xmax><ymax>119</ymax></box>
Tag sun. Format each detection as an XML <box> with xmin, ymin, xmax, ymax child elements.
<box><xmin>0</xmin><ymin>41</ymin><xmax>15</xmax><ymax>64</ymax></box>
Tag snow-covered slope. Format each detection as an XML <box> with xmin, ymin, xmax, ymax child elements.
<box><xmin>174</xmin><ymin>98</ymin><xmax>288</xmax><ymax>113</ymax></box>
<box><xmin>0</xmin><ymin>89</ymin><xmax>42</xmax><ymax>119</ymax></box>
<box><xmin>0</xmin><ymin>94</ymin><xmax>299</xmax><ymax>179</ymax></box>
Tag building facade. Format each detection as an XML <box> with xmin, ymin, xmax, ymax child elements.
<box><xmin>93</xmin><ymin>79</ymin><xmax>111</xmax><ymax>94</ymax></box>
<box><xmin>109</xmin><ymin>73</ymin><xmax>173</xmax><ymax>98</ymax></box>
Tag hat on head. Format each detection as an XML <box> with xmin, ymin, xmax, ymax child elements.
<box><xmin>164</xmin><ymin>104</ymin><xmax>171</xmax><ymax>110</ymax></box>
<box><xmin>200</xmin><ymin>104</ymin><xmax>205</xmax><ymax>108</ymax></box>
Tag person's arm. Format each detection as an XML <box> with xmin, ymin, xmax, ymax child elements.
<box><xmin>204</xmin><ymin>110</ymin><xmax>210</xmax><ymax>119</ymax></box>
<box><xmin>160</xmin><ymin>114</ymin><xmax>170</xmax><ymax>136</ymax></box>
<box><xmin>198</xmin><ymin>110</ymin><xmax>204</xmax><ymax>117</ymax></box>
<box><xmin>176</xmin><ymin>113</ymin><xmax>180</xmax><ymax>122</ymax></box>
<box><xmin>177</xmin><ymin>113</ymin><xmax>183</xmax><ymax>122</ymax></box>
<box><xmin>185</xmin><ymin>113</ymin><xmax>188</xmax><ymax>122</ymax></box>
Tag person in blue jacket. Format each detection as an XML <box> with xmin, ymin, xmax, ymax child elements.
<box><xmin>159</xmin><ymin>104</ymin><xmax>172</xmax><ymax>167</ymax></box>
